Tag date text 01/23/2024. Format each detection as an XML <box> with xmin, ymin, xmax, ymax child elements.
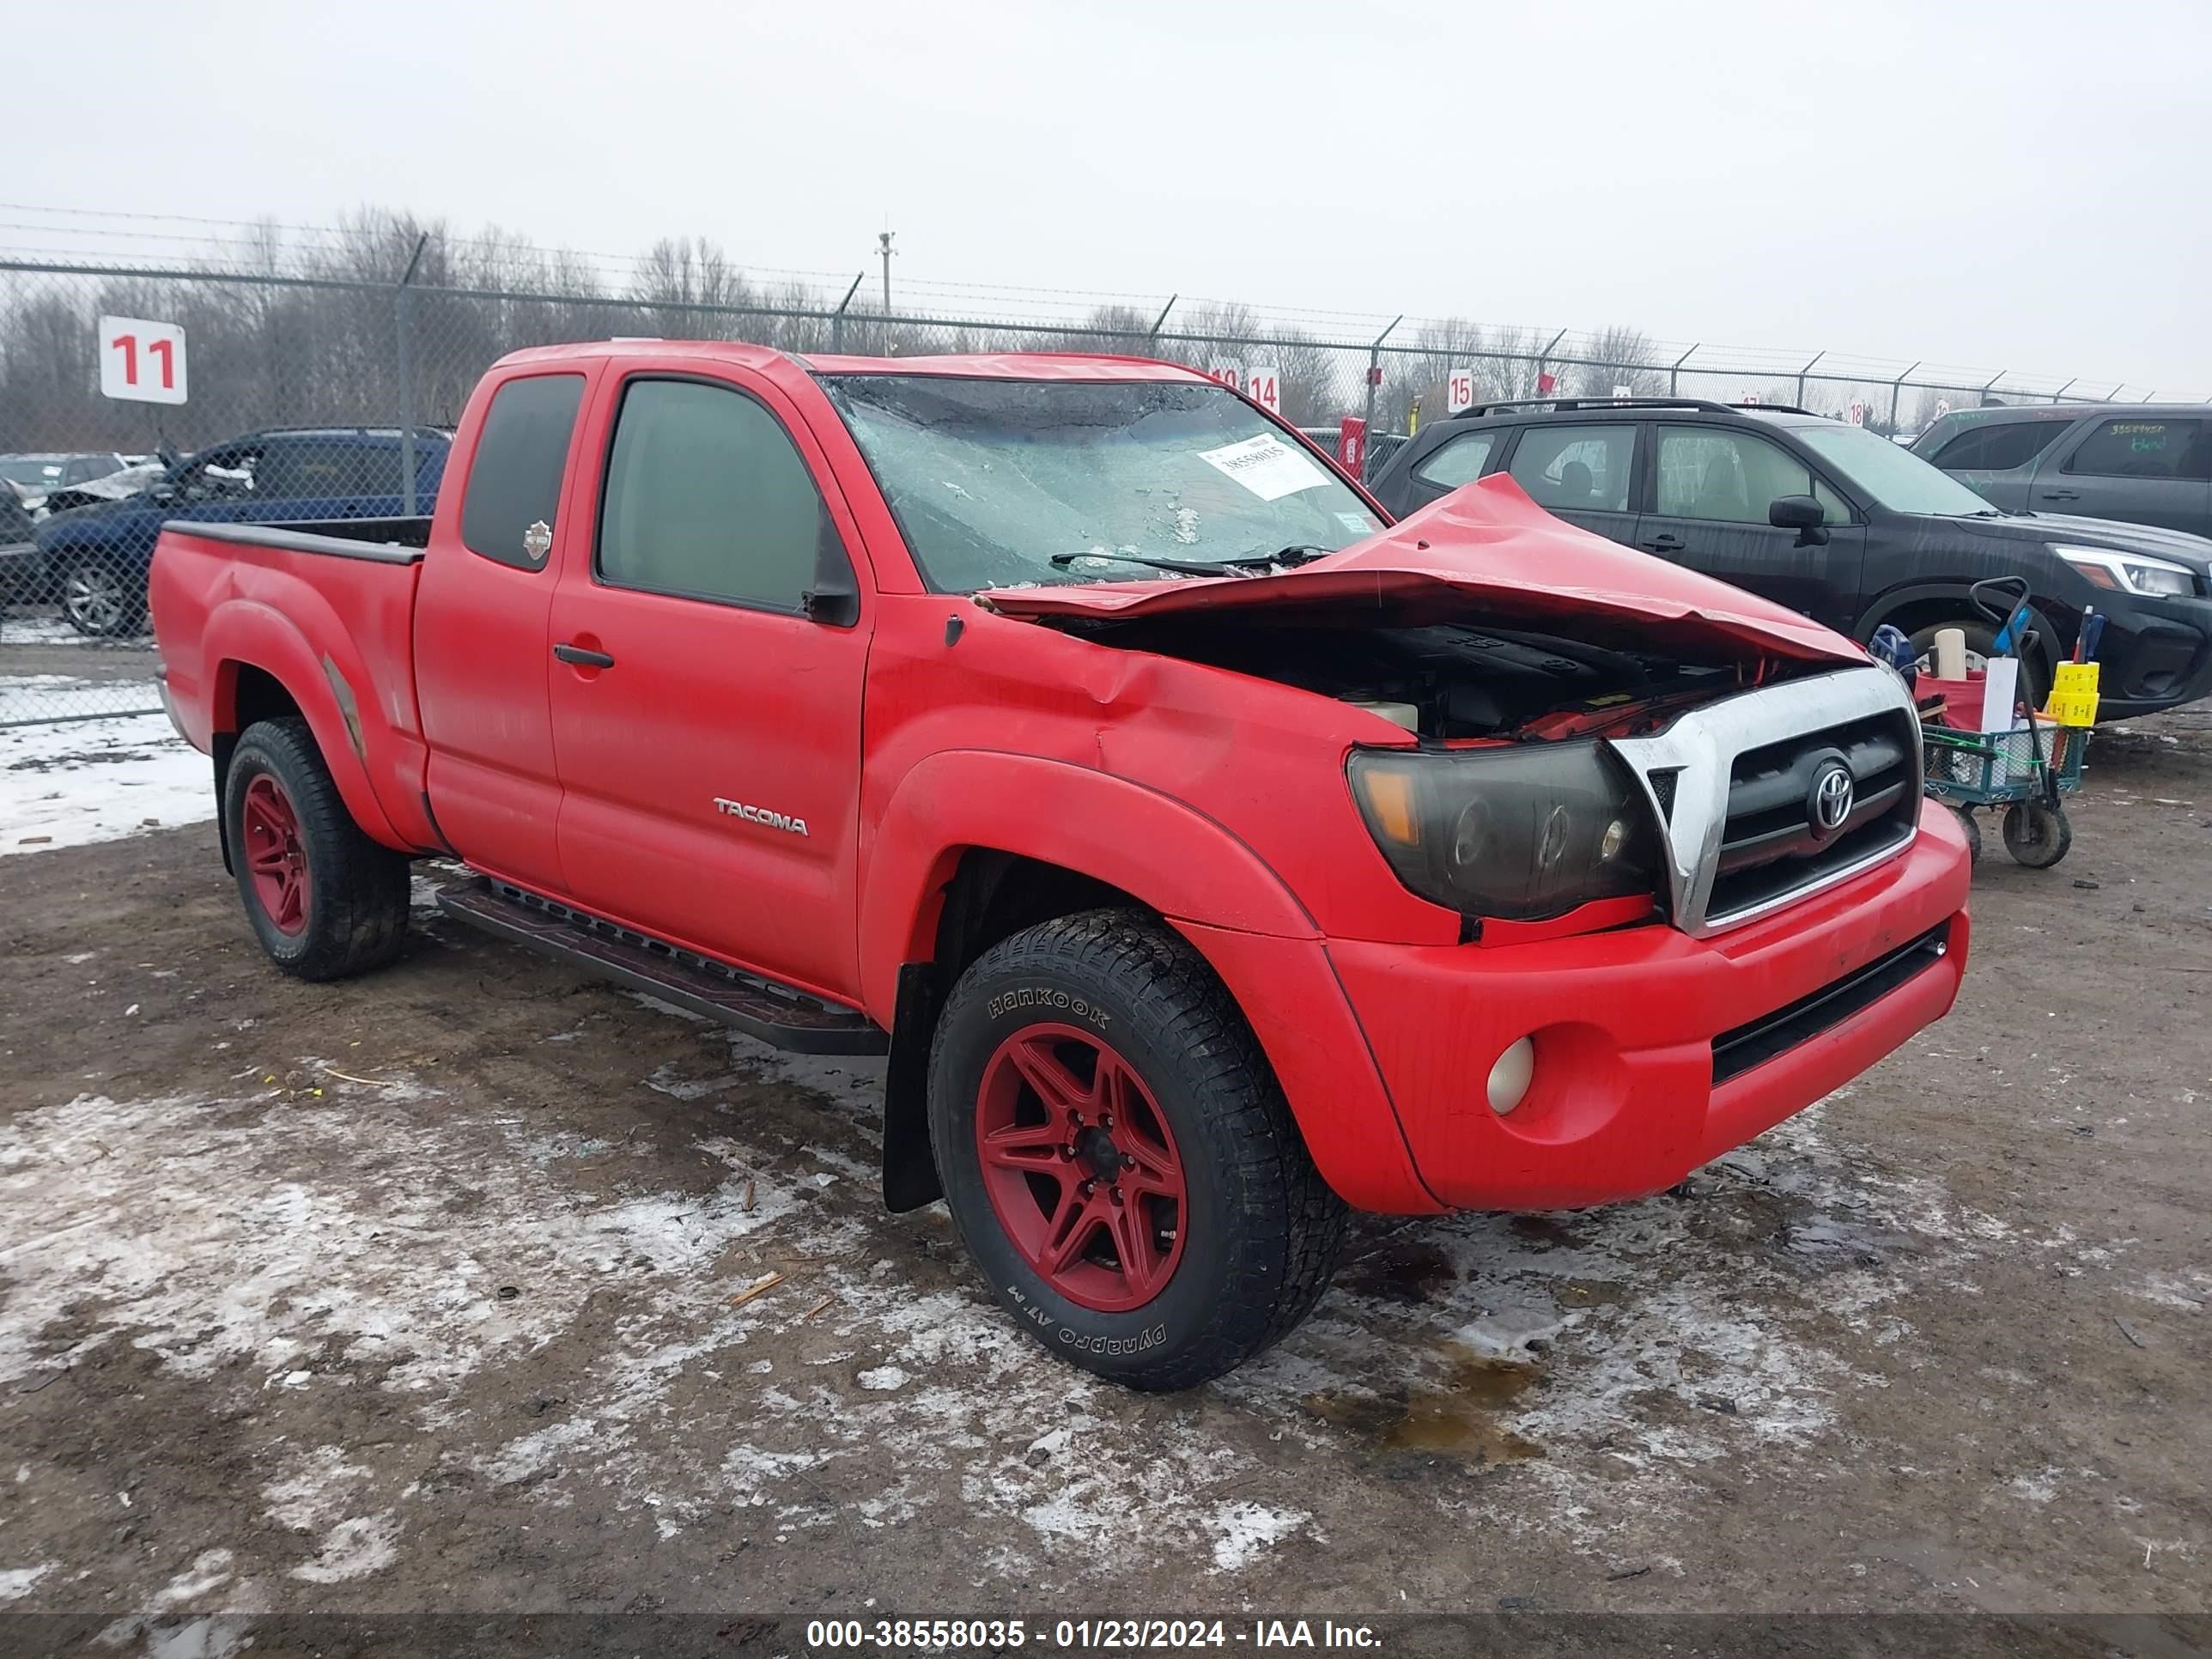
<box><xmin>802</xmin><ymin>1619</ymin><xmax>1382</xmax><ymax>1650</ymax></box>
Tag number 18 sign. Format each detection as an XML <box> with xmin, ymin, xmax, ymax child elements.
<box><xmin>100</xmin><ymin>315</ymin><xmax>188</xmax><ymax>405</ymax></box>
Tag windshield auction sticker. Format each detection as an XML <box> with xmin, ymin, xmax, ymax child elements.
<box><xmin>1195</xmin><ymin>434</ymin><xmax>1330</xmax><ymax>501</ymax></box>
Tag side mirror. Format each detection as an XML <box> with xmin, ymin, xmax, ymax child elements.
<box><xmin>1768</xmin><ymin>494</ymin><xmax>1830</xmax><ymax>547</ymax></box>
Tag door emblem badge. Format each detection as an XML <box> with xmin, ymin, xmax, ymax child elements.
<box><xmin>1808</xmin><ymin>762</ymin><xmax>1854</xmax><ymax>837</ymax></box>
<box><xmin>522</xmin><ymin>520</ymin><xmax>552</xmax><ymax>562</ymax></box>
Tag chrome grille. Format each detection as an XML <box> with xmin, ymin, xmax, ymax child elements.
<box><xmin>1608</xmin><ymin>667</ymin><xmax>1923</xmax><ymax>938</ymax></box>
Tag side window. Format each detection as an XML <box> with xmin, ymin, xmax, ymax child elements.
<box><xmin>1413</xmin><ymin>430</ymin><xmax>1499</xmax><ymax>490</ymax></box>
<box><xmin>1655</xmin><ymin>428</ymin><xmax>1848</xmax><ymax>525</ymax></box>
<box><xmin>1930</xmin><ymin>421</ymin><xmax>2070</xmax><ymax>471</ymax></box>
<box><xmin>349</xmin><ymin>443</ymin><xmax>405</xmax><ymax>497</ymax></box>
<box><xmin>1505</xmin><ymin>424</ymin><xmax>1636</xmax><ymax>513</ymax></box>
<box><xmin>596</xmin><ymin>378</ymin><xmax>833</xmax><ymax>612</ymax></box>
<box><xmin>2063</xmin><ymin>417</ymin><xmax>2210</xmax><ymax>481</ymax></box>
<box><xmin>461</xmin><ymin>373</ymin><xmax>586</xmax><ymax>570</ymax></box>
<box><xmin>252</xmin><ymin>442</ymin><xmax>328</xmax><ymax>499</ymax></box>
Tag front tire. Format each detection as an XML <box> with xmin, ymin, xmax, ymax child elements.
<box><xmin>1908</xmin><ymin>619</ymin><xmax>2050</xmax><ymax>709</ymax></box>
<box><xmin>927</xmin><ymin>910</ymin><xmax>1346</xmax><ymax>1390</ymax></box>
<box><xmin>224</xmin><ymin>717</ymin><xmax>410</xmax><ymax>981</ymax></box>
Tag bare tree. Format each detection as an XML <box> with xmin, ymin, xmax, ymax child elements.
<box><xmin>1571</xmin><ymin>325</ymin><xmax>1665</xmax><ymax>398</ymax></box>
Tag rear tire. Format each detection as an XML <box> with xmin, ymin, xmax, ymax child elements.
<box><xmin>224</xmin><ymin>717</ymin><xmax>410</xmax><ymax>981</ymax></box>
<box><xmin>927</xmin><ymin>909</ymin><xmax>1346</xmax><ymax>1390</ymax></box>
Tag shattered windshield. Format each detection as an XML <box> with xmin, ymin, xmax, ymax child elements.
<box><xmin>817</xmin><ymin>374</ymin><xmax>1382</xmax><ymax>591</ymax></box>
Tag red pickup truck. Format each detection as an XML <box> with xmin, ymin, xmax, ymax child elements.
<box><xmin>151</xmin><ymin>343</ymin><xmax>1972</xmax><ymax>1389</ymax></box>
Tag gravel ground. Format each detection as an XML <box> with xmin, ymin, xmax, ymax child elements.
<box><xmin>0</xmin><ymin>708</ymin><xmax>2206</xmax><ymax>1650</ymax></box>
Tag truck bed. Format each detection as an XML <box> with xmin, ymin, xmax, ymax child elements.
<box><xmin>150</xmin><ymin>516</ymin><xmax>440</xmax><ymax>854</ymax></box>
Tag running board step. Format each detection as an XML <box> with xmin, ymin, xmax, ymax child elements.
<box><xmin>436</xmin><ymin>878</ymin><xmax>887</xmax><ymax>1056</ymax></box>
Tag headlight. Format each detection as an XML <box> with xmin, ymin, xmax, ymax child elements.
<box><xmin>1346</xmin><ymin>740</ymin><xmax>1662</xmax><ymax>922</ymax></box>
<box><xmin>2052</xmin><ymin>544</ymin><xmax>2200</xmax><ymax>599</ymax></box>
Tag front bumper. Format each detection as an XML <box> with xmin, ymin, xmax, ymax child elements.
<box><xmin>2087</xmin><ymin>593</ymin><xmax>2212</xmax><ymax>719</ymax></box>
<box><xmin>1326</xmin><ymin>801</ymin><xmax>1972</xmax><ymax>1211</ymax></box>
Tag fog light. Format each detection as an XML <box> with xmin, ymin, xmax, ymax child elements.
<box><xmin>1487</xmin><ymin>1036</ymin><xmax>1535</xmax><ymax>1115</ymax></box>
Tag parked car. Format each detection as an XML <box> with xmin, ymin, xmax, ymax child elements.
<box><xmin>1293</xmin><ymin>425</ymin><xmax>1408</xmax><ymax>483</ymax></box>
<box><xmin>0</xmin><ymin>452</ymin><xmax>138</xmax><ymax>514</ymax></box>
<box><xmin>32</xmin><ymin>427</ymin><xmax>451</xmax><ymax>635</ymax></box>
<box><xmin>1911</xmin><ymin>403</ymin><xmax>2212</xmax><ymax>538</ymax></box>
<box><xmin>0</xmin><ymin>477</ymin><xmax>37</xmax><ymax>551</ymax></box>
<box><xmin>1367</xmin><ymin>398</ymin><xmax>2212</xmax><ymax>719</ymax></box>
<box><xmin>151</xmin><ymin>343</ymin><xmax>1971</xmax><ymax>1389</ymax></box>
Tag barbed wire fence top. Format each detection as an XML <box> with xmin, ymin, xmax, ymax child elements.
<box><xmin>0</xmin><ymin>205</ymin><xmax>2189</xmax><ymax>726</ymax></box>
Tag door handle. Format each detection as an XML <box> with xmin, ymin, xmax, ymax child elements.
<box><xmin>1643</xmin><ymin>534</ymin><xmax>1686</xmax><ymax>552</ymax></box>
<box><xmin>2039</xmin><ymin>489</ymin><xmax>2081</xmax><ymax>501</ymax></box>
<box><xmin>553</xmin><ymin>642</ymin><xmax>615</xmax><ymax>668</ymax></box>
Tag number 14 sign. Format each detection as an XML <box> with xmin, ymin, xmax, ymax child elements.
<box><xmin>100</xmin><ymin>314</ymin><xmax>188</xmax><ymax>405</ymax></box>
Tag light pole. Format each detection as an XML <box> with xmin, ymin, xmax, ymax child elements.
<box><xmin>877</xmin><ymin>230</ymin><xmax>896</xmax><ymax>315</ymax></box>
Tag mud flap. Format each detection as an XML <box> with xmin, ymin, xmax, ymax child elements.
<box><xmin>883</xmin><ymin>961</ymin><xmax>946</xmax><ymax>1212</ymax></box>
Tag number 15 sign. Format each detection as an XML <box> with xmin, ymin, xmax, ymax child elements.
<box><xmin>100</xmin><ymin>315</ymin><xmax>188</xmax><ymax>405</ymax></box>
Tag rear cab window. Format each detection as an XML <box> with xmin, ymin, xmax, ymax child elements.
<box><xmin>461</xmin><ymin>374</ymin><xmax>588</xmax><ymax>570</ymax></box>
<box><xmin>2062</xmin><ymin>417</ymin><xmax>2211</xmax><ymax>481</ymax></box>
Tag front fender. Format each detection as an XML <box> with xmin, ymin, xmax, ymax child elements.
<box><xmin>203</xmin><ymin>599</ymin><xmax>416</xmax><ymax>853</ymax></box>
<box><xmin>859</xmin><ymin>750</ymin><xmax>1320</xmax><ymax>1018</ymax></box>
<box><xmin>858</xmin><ymin>750</ymin><xmax>1438</xmax><ymax>1214</ymax></box>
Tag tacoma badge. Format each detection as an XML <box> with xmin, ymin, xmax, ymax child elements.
<box><xmin>714</xmin><ymin>797</ymin><xmax>809</xmax><ymax>836</ymax></box>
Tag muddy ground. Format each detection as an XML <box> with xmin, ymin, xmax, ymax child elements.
<box><xmin>1</xmin><ymin>709</ymin><xmax>2208</xmax><ymax>1647</ymax></box>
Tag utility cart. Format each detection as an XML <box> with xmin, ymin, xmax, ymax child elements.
<box><xmin>1917</xmin><ymin>577</ymin><xmax>2097</xmax><ymax>869</ymax></box>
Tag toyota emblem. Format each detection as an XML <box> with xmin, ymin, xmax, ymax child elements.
<box><xmin>1808</xmin><ymin>763</ymin><xmax>1854</xmax><ymax>837</ymax></box>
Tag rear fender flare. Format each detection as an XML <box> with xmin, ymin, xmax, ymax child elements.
<box><xmin>204</xmin><ymin>599</ymin><xmax>409</xmax><ymax>851</ymax></box>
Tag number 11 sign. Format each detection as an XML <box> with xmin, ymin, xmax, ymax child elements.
<box><xmin>100</xmin><ymin>315</ymin><xmax>188</xmax><ymax>405</ymax></box>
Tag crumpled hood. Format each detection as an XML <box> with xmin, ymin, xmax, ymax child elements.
<box><xmin>981</xmin><ymin>474</ymin><xmax>1866</xmax><ymax>665</ymax></box>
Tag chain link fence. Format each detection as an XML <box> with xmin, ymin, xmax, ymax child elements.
<box><xmin>0</xmin><ymin>250</ymin><xmax>2179</xmax><ymax>726</ymax></box>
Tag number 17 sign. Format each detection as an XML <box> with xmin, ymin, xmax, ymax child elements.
<box><xmin>100</xmin><ymin>314</ymin><xmax>188</xmax><ymax>405</ymax></box>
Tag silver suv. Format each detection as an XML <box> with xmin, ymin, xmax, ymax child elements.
<box><xmin>1912</xmin><ymin>404</ymin><xmax>2210</xmax><ymax>538</ymax></box>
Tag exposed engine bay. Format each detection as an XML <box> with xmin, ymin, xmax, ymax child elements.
<box><xmin>1060</xmin><ymin>613</ymin><xmax>1785</xmax><ymax>741</ymax></box>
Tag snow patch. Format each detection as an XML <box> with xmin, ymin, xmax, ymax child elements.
<box><xmin>263</xmin><ymin>1446</ymin><xmax>371</xmax><ymax>1533</ymax></box>
<box><xmin>0</xmin><ymin>708</ymin><xmax>212</xmax><ymax>854</ymax></box>
<box><xmin>1206</xmin><ymin>1503</ymin><xmax>1307</xmax><ymax>1572</ymax></box>
<box><xmin>289</xmin><ymin>1514</ymin><xmax>398</xmax><ymax>1583</ymax></box>
<box><xmin>0</xmin><ymin>1086</ymin><xmax>800</xmax><ymax>1392</ymax></box>
<box><xmin>0</xmin><ymin>1564</ymin><xmax>55</xmax><ymax>1602</ymax></box>
<box><xmin>149</xmin><ymin>1549</ymin><xmax>234</xmax><ymax>1610</ymax></box>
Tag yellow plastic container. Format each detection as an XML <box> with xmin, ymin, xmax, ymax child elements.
<box><xmin>2043</xmin><ymin>661</ymin><xmax>2100</xmax><ymax>728</ymax></box>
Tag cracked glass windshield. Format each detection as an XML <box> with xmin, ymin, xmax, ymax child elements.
<box><xmin>817</xmin><ymin>374</ymin><xmax>1381</xmax><ymax>592</ymax></box>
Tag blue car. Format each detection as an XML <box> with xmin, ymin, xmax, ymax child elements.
<box><xmin>33</xmin><ymin>426</ymin><xmax>450</xmax><ymax>635</ymax></box>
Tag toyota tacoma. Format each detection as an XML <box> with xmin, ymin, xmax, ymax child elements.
<box><xmin>149</xmin><ymin>343</ymin><xmax>1972</xmax><ymax>1389</ymax></box>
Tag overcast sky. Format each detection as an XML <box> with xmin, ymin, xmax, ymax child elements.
<box><xmin>25</xmin><ymin>0</ymin><xmax>2212</xmax><ymax>393</ymax></box>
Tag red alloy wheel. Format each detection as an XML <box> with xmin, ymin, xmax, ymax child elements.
<box><xmin>240</xmin><ymin>774</ymin><xmax>311</xmax><ymax>937</ymax></box>
<box><xmin>973</xmin><ymin>1022</ymin><xmax>1189</xmax><ymax>1313</ymax></box>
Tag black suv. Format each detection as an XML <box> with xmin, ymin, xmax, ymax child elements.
<box><xmin>1365</xmin><ymin>398</ymin><xmax>2212</xmax><ymax>720</ymax></box>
